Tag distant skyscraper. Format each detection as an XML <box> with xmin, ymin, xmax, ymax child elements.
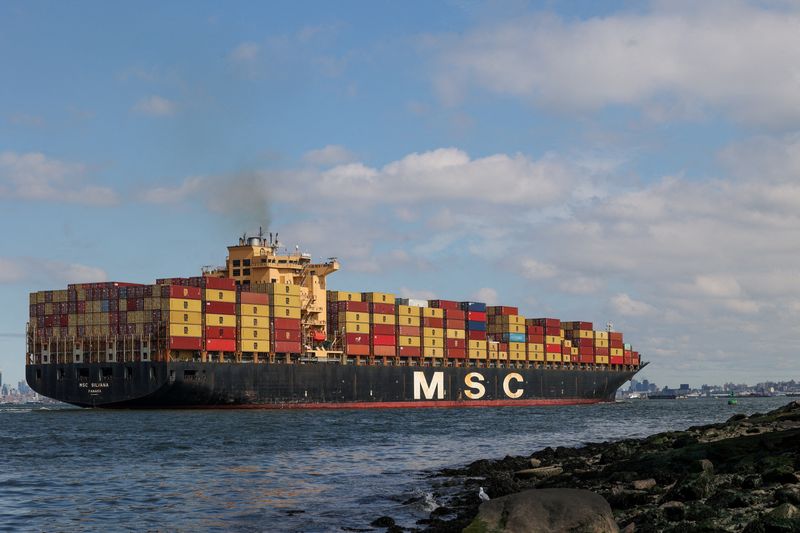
<box><xmin>0</xmin><ymin>370</ymin><xmax>3</xmax><ymax>390</ymax></box>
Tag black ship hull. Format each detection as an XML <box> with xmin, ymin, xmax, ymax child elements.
<box><xmin>26</xmin><ymin>362</ymin><xmax>640</xmax><ymax>409</ymax></box>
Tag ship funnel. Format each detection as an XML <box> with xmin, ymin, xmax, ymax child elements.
<box><xmin>248</xmin><ymin>236</ymin><xmax>261</xmax><ymax>246</ymax></box>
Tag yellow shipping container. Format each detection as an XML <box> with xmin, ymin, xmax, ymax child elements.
<box><xmin>546</xmin><ymin>353</ymin><xmax>563</xmax><ymax>362</ymax></box>
<box><xmin>446</xmin><ymin>329</ymin><xmax>465</xmax><ymax>339</ymax></box>
<box><xmin>422</xmin><ymin>337</ymin><xmax>442</xmax><ymax>348</ymax></box>
<box><xmin>271</xmin><ymin>283</ymin><xmax>301</xmax><ymax>296</ymax></box>
<box><xmin>29</xmin><ymin>293</ymin><xmax>36</xmax><ymax>305</ymax></box>
<box><xmin>45</xmin><ymin>303</ymin><xmax>54</xmax><ymax>314</ymax></box>
<box><xmin>594</xmin><ymin>339</ymin><xmax>609</xmax><ymax>348</ymax></box>
<box><xmin>423</xmin><ymin>327</ymin><xmax>444</xmax><ymax>338</ymax></box>
<box><xmin>204</xmin><ymin>289</ymin><xmax>236</xmax><ymax>303</ymax></box>
<box><xmin>240</xmin><ymin>340</ymin><xmax>269</xmax><ymax>352</ymax></box>
<box><xmin>596</xmin><ymin>355</ymin><xmax>609</xmax><ymax>364</ymax></box>
<box><xmin>495</xmin><ymin>315</ymin><xmax>524</xmax><ymax>326</ymax></box>
<box><xmin>54</xmin><ymin>290</ymin><xmax>68</xmax><ymax>303</ymax></box>
<box><xmin>240</xmin><ymin>328</ymin><xmax>270</xmax><ymax>341</ymax></box>
<box><xmin>371</xmin><ymin>313</ymin><xmax>396</xmax><ymax>325</ymax></box>
<box><xmin>343</xmin><ymin>322</ymin><xmax>370</xmax><ymax>333</ymax></box>
<box><xmin>509</xmin><ymin>342</ymin><xmax>525</xmax><ymax>352</ymax></box>
<box><xmin>397</xmin><ymin>315</ymin><xmax>421</xmax><ymax>327</ymax></box>
<box><xmin>562</xmin><ymin>339</ymin><xmax>572</xmax><ymax>348</ymax></box>
<box><xmin>338</xmin><ymin>311</ymin><xmax>369</xmax><ymax>324</ymax></box>
<box><xmin>363</xmin><ymin>292</ymin><xmax>394</xmax><ymax>303</ymax></box>
<box><xmin>239</xmin><ymin>303</ymin><xmax>270</xmax><ymax>317</ymax></box>
<box><xmin>497</xmin><ymin>351</ymin><xmax>509</xmax><ymax>360</ymax></box>
<box><xmin>397</xmin><ymin>305</ymin><xmax>422</xmax><ymax>317</ymax></box>
<box><xmin>168</xmin><ymin>311</ymin><xmax>202</xmax><ymax>324</ymax></box>
<box><xmin>206</xmin><ymin>313</ymin><xmax>236</xmax><ymax>327</ymax></box>
<box><xmin>468</xmin><ymin>348</ymin><xmax>487</xmax><ymax>359</ymax></box>
<box><xmin>468</xmin><ymin>339</ymin><xmax>487</xmax><ymax>350</ymax></box>
<box><xmin>328</xmin><ymin>291</ymin><xmax>361</xmax><ymax>302</ymax></box>
<box><xmin>422</xmin><ymin>307</ymin><xmax>444</xmax><ymax>318</ymax></box>
<box><xmin>274</xmin><ymin>294</ymin><xmax>301</xmax><ymax>308</ymax></box>
<box><xmin>35</xmin><ymin>292</ymin><xmax>45</xmax><ymax>304</ymax></box>
<box><xmin>509</xmin><ymin>351</ymin><xmax>526</xmax><ymax>361</ymax></box>
<box><xmin>529</xmin><ymin>352</ymin><xmax>545</xmax><ymax>362</ymax></box>
<box><xmin>578</xmin><ymin>330</ymin><xmax>593</xmax><ymax>339</ymax></box>
<box><xmin>594</xmin><ymin>331</ymin><xmax>609</xmax><ymax>340</ymax></box>
<box><xmin>169</xmin><ymin>324</ymin><xmax>202</xmax><ymax>337</ymax></box>
<box><xmin>169</xmin><ymin>299</ymin><xmax>202</xmax><ymax>312</ymax></box>
<box><xmin>610</xmin><ymin>348</ymin><xmax>623</xmax><ymax>356</ymax></box>
<box><xmin>571</xmin><ymin>347</ymin><xmax>579</xmax><ymax>355</ymax></box>
<box><xmin>562</xmin><ymin>354</ymin><xmax>571</xmax><ymax>363</ymax></box>
<box><xmin>272</xmin><ymin>306</ymin><xmax>301</xmax><ymax>319</ymax></box>
<box><xmin>422</xmin><ymin>347</ymin><xmax>444</xmax><ymax>358</ymax></box>
<box><xmin>528</xmin><ymin>343</ymin><xmax>544</xmax><ymax>352</ymax></box>
<box><xmin>240</xmin><ymin>315</ymin><xmax>269</xmax><ymax>328</ymax></box>
<box><xmin>545</xmin><ymin>335</ymin><xmax>562</xmax><ymax>344</ymax></box>
<box><xmin>399</xmin><ymin>336</ymin><xmax>421</xmax><ymax>347</ymax></box>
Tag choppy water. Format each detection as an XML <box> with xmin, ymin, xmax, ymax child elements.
<box><xmin>0</xmin><ymin>397</ymin><xmax>792</xmax><ymax>532</ymax></box>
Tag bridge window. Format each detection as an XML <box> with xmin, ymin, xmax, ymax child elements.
<box><xmin>233</xmin><ymin>269</ymin><xmax>240</xmax><ymax>276</ymax></box>
<box><xmin>243</xmin><ymin>259</ymin><xmax>250</xmax><ymax>266</ymax></box>
<box><xmin>232</xmin><ymin>259</ymin><xmax>241</xmax><ymax>267</ymax></box>
<box><xmin>243</xmin><ymin>268</ymin><xmax>250</xmax><ymax>276</ymax></box>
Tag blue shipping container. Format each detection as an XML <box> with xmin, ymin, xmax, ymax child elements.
<box><xmin>466</xmin><ymin>320</ymin><xmax>487</xmax><ymax>331</ymax></box>
<box><xmin>460</xmin><ymin>301</ymin><xmax>487</xmax><ymax>312</ymax></box>
<box><xmin>502</xmin><ymin>332</ymin><xmax>526</xmax><ymax>343</ymax></box>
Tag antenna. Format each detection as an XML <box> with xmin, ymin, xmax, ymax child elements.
<box><xmin>269</xmin><ymin>232</ymin><xmax>273</xmax><ymax>246</ymax></box>
<box><xmin>259</xmin><ymin>226</ymin><xmax>263</xmax><ymax>240</ymax></box>
<box><xmin>607</xmin><ymin>321</ymin><xmax>613</xmax><ymax>332</ymax></box>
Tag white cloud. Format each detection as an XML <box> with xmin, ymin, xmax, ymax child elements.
<box><xmin>303</xmin><ymin>145</ymin><xmax>356</xmax><ymax>166</ymax></box>
<box><xmin>229</xmin><ymin>42</ymin><xmax>260</xmax><ymax>63</ymax></box>
<box><xmin>611</xmin><ymin>293</ymin><xmax>655</xmax><ymax>316</ymax></box>
<box><xmin>519</xmin><ymin>258</ymin><xmax>557</xmax><ymax>280</ymax></box>
<box><xmin>398</xmin><ymin>287</ymin><xmax>437</xmax><ymax>300</ymax></box>
<box><xmin>693</xmin><ymin>275</ymin><xmax>741</xmax><ymax>298</ymax></box>
<box><xmin>430</xmin><ymin>3</ymin><xmax>800</xmax><ymax>126</ymax></box>
<box><xmin>140</xmin><ymin>176</ymin><xmax>206</xmax><ymax>204</ymax></box>
<box><xmin>133</xmin><ymin>95</ymin><xmax>176</xmax><ymax>116</ymax></box>
<box><xmin>471</xmin><ymin>287</ymin><xmax>498</xmax><ymax>305</ymax></box>
<box><xmin>0</xmin><ymin>151</ymin><xmax>117</xmax><ymax>205</ymax></box>
<box><xmin>0</xmin><ymin>257</ymin><xmax>107</xmax><ymax>285</ymax></box>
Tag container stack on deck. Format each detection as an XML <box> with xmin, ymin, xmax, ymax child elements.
<box><xmin>421</xmin><ymin>306</ymin><xmax>444</xmax><ymax>362</ymax></box>
<box><xmin>563</xmin><ymin>321</ymin><xmax>594</xmax><ymax>364</ymax></box>
<box><xmin>462</xmin><ymin>301</ymin><xmax>487</xmax><ymax>361</ymax></box>
<box><xmin>203</xmin><ymin>278</ymin><xmax>237</xmax><ymax>355</ymax></box>
<box><xmin>436</xmin><ymin>300</ymin><xmax>466</xmax><ymax>361</ymax></box>
<box><xmin>269</xmin><ymin>283</ymin><xmax>302</xmax><ymax>355</ymax></box>
<box><xmin>487</xmin><ymin>306</ymin><xmax>525</xmax><ymax>363</ymax></box>
<box><xmin>330</xmin><ymin>292</ymin><xmax>370</xmax><ymax>358</ymax></box>
<box><xmin>237</xmin><ymin>288</ymin><xmax>270</xmax><ymax>358</ymax></box>
<box><xmin>396</xmin><ymin>299</ymin><xmax>423</xmax><ymax>361</ymax></box>
<box><xmin>167</xmin><ymin>285</ymin><xmax>203</xmax><ymax>352</ymax></box>
<box><xmin>365</xmin><ymin>292</ymin><xmax>396</xmax><ymax>360</ymax></box>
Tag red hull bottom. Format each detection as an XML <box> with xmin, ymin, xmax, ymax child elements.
<box><xmin>144</xmin><ymin>398</ymin><xmax>606</xmax><ymax>410</ymax></box>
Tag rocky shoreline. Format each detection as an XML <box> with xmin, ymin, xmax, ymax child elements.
<box><xmin>373</xmin><ymin>400</ymin><xmax>800</xmax><ymax>532</ymax></box>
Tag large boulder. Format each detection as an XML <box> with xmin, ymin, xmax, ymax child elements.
<box><xmin>464</xmin><ymin>488</ymin><xmax>619</xmax><ymax>533</ymax></box>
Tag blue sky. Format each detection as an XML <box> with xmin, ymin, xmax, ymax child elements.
<box><xmin>2</xmin><ymin>1</ymin><xmax>800</xmax><ymax>389</ymax></box>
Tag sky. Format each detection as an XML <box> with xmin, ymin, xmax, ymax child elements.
<box><xmin>1</xmin><ymin>0</ymin><xmax>799</xmax><ymax>389</ymax></box>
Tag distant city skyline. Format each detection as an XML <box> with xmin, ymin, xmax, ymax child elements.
<box><xmin>3</xmin><ymin>2</ymin><xmax>800</xmax><ymax>386</ymax></box>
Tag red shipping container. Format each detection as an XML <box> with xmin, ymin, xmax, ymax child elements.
<box><xmin>205</xmin><ymin>301</ymin><xmax>236</xmax><ymax>314</ymax></box>
<box><xmin>59</xmin><ymin>315</ymin><xmax>68</xmax><ymax>327</ymax></box>
<box><xmin>239</xmin><ymin>292</ymin><xmax>269</xmax><ymax>305</ymax></box>
<box><xmin>526</xmin><ymin>325</ymin><xmax>544</xmax><ymax>335</ymax></box>
<box><xmin>610</xmin><ymin>339</ymin><xmax>623</xmax><ymax>349</ymax></box>
<box><xmin>544</xmin><ymin>326</ymin><xmax>561</xmax><ymax>336</ymax></box>
<box><xmin>205</xmin><ymin>326</ymin><xmax>236</xmax><ymax>339</ymax></box>
<box><xmin>446</xmin><ymin>338</ymin><xmax>465</xmax><ymax>349</ymax></box>
<box><xmin>346</xmin><ymin>344</ymin><xmax>370</xmax><ymax>356</ymax></box>
<box><xmin>498</xmin><ymin>343</ymin><xmax>508</xmax><ymax>351</ymax></box>
<box><xmin>273</xmin><ymin>341</ymin><xmax>301</xmax><ymax>353</ymax></box>
<box><xmin>595</xmin><ymin>346</ymin><xmax>609</xmax><ymax>356</ymax></box>
<box><xmin>447</xmin><ymin>348</ymin><xmax>466</xmax><ymax>358</ymax></box>
<box><xmin>370</xmin><ymin>303</ymin><xmax>395</xmax><ymax>314</ymax></box>
<box><xmin>429</xmin><ymin>299</ymin><xmax>459</xmax><ymax>310</ymax></box>
<box><xmin>398</xmin><ymin>346</ymin><xmax>421</xmax><ymax>357</ymax></box>
<box><xmin>578</xmin><ymin>354</ymin><xmax>594</xmax><ymax>363</ymax></box>
<box><xmin>446</xmin><ymin>319</ymin><xmax>466</xmax><ymax>329</ymax></box>
<box><xmin>204</xmin><ymin>276</ymin><xmax>236</xmax><ymax>290</ymax></box>
<box><xmin>205</xmin><ymin>338</ymin><xmax>236</xmax><ymax>351</ymax></box>
<box><xmin>467</xmin><ymin>311</ymin><xmax>486</xmax><ymax>322</ymax></box>
<box><xmin>170</xmin><ymin>337</ymin><xmax>202</xmax><ymax>350</ymax></box>
<box><xmin>397</xmin><ymin>326</ymin><xmax>420</xmax><ymax>336</ymax></box>
<box><xmin>530</xmin><ymin>318</ymin><xmax>560</xmax><ymax>328</ymax></box>
<box><xmin>337</xmin><ymin>301</ymin><xmax>370</xmax><ymax>312</ymax></box>
<box><xmin>468</xmin><ymin>330</ymin><xmax>487</xmax><ymax>340</ymax></box>
<box><xmin>165</xmin><ymin>285</ymin><xmax>202</xmax><ymax>300</ymax></box>
<box><xmin>372</xmin><ymin>345</ymin><xmax>396</xmax><ymax>357</ymax></box>
<box><xmin>577</xmin><ymin>338</ymin><xmax>593</xmax><ymax>347</ymax></box>
<box><xmin>126</xmin><ymin>299</ymin><xmax>136</xmax><ymax>311</ymax></box>
<box><xmin>423</xmin><ymin>317</ymin><xmax>444</xmax><ymax>328</ymax></box>
<box><xmin>545</xmin><ymin>343</ymin><xmax>561</xmax><ymax>353</ymax></box>
<box><xmin>489</xmin><ymin>306</ymin><xmax>519</xmax><ymax>316</ymax></box>
<box><xmin>610</xmin><ymin>356</ymin><xmax>624</xmax><ymax>365</ymax></box>
<box><xmin>371</xmin><ymin>334</ymin><xmax>396</xmax><ymax>346</ymax></box>
<box><xmin>609</xmin><ymin>332</ymin><xmax>623</xmax><ymax>341</ymax></box>
<box><xmin>444</xmin><ymin>309</ymin><xmax>465</xmax><ymax>320</ymax></box>
<box><xmin>578</xmin><ymin>346</ymin><xmax>594</xmax><ymax>355</ymax></box>
<box><xmin>345</xmin><ymin>333</ymin><xmax>370</xmax><ymax>345</ymax></box>
<box><xmin>372</xmin><ymin>324</ymin><xmax>394</xmax><ymax>335</ymax></box>
<box><xmin>528</xmin><ymin>334</ymin><xmax>545</xmax><ymax>344</ymax></box>
<box><xmin>624</xmin><ymin>350</ymin><xmax>632</xmax><ymax>357</ymax></box>
<box><xmin>275</xmin><ymin>329</ymin><xmax>301</xmax><ymax>342</ymax></box>
<box><xmin>273</xmin><ymin>318</ymin><xmax>301</xmax><ymax>330</ymax></box>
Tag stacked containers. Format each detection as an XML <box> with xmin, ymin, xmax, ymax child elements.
<box><xmin>395</xmin><ymin>299</ymin><xmax>423</xmax><ymax>360</ymax></box>
<box><xmin>563</xmin><ymin>321</ymin><xmax>594</xmax><ymax>363</ymax></box>
<box><xmin>623</xmin><ymin>343</ymin><xmax>633</xmax><ymax>365</ymax></box>
<box><xmin>525</xmin><ymin>321</ymin><xmax>545</xmax><ymax>363</ymax></box>
<box><xmin>326</xmin><ymin>291</ymin><xmax>361</xmax><ymax>340</ymax></box>
<box><xmin>528</xmin><ymin>318</ymin><xmax>561</xmax><ymax>362</ymax></box>
<box><xmin>609</xmin><ymin>331</ymin><xmax>624</xmax><ymax>364</ymax></box>
<box><xmin>631</xmin><ymin>350</ymin><xmax>640</xmax><ymax>366</ymax></box>
<box><xmin>487</xmin><ymin>306</ymin><xmax>525</xmax><ymax>362</ymax></box>
<box><xmin>431</xmin><ymin>300</ymin><xmax>466</xmax><ymax>361</ymax></box>
<box><xmin>165</xmin><ymin>285</ymin><xmax>203</xmax><ymax>351</ymax></box>
<box><xmin>238</xmin><ymin>289</ymin><xmax>270</xmax><ymax>354</ymax></box>
<box><xmin>203</xmin><ymin>277</ymin><xmax>237</xmax><ymax>353</ymax></box>
<box><xmin>593</xmin><ymin>330</ymin><xmax>609</xmax><ymax>364</ymax></box>
<box><xmin>421</xmin><ymin>306</ymin><xmax>444</xmax><ymax>360</ymax></box>
<box><xmin>270</xmin><ymin>283</ymin><xmax>302</xmax><ymax>354</ymax></box>
<box><xmin>331</xmin><ymin>292</ymin><xmax>370</xmax><ymax>357</ymax></box>
<box><xmin>461</xmin><ymin>301</ymin><xmax>487</xmax><ymax>361</ymax></box>
<box><xmin>364</xmin><ymin>292</ymin><xmax>396</xmax><ymax>358</ymax></box>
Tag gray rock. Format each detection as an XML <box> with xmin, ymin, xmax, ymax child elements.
<box><xmin>667</xmin><ymin>470</ymin><xmax>716</xmax><ymax>501</ymax></box>
<box><xmin>768</xmin><ymin>503</ymin><xmax>799</xmax><ymax>520</ymax></box>
<box><xmin>659</xmin><ymin>500</ymin><xmax>686</xmax><ymax>522</ymax></box>
<box><xmin>464</xmin><ymin>488</ymin><xmax>619</xmax><ymax>533</ymax></box>
<box><xmin>775</xmin><ymin>486</ymin><xmax>800</xmax><ymax>505</ymax></box>
<box><xmin>632</xmin><ymin>479</ymin><xmax>656</xmax><ymax>491</ymax></box>
<box><xmin>763</xmin><ymin>467</ymin><xmax>800</xmax><ymax>485</ymax></box>
<box><xmin>690</xmin><ymin>459</ymin><xmax>714</xmax><ymax>474</ymax></box>
<box><xmin>514</xmin><ymin>466</ymin><xmax>564</xmax><ymax>479</ymax></box>
<box><xmin>529</xmin><ymin>458</ymin><xmax>542</xmax><ymax>468</ymax></box>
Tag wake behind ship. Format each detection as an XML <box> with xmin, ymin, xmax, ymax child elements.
<box><xmin>25</xmin><ymin>232</ymin><xmax>644</xmax><ymax>408</ymax></box>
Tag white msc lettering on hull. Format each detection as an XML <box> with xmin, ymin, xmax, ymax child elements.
<box><xmin>464</xmin><ymin>372</ymin><xmax>485</xmax><ymax>399</ymax></box>
<box><xmin>503</xmin><ymin>372</ymin><xmax>524</xmax><ymax>399</ymax></box>
<box><xmin>413</xmin><ymin>371</ymin><xmax>444</xmax><ymax>400</ymax></box>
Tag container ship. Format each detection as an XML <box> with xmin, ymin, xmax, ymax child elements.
<box><xmin>25</xmin><ymin>232</ymin><xmax>644</xmax><ymax>408</ymax></box>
